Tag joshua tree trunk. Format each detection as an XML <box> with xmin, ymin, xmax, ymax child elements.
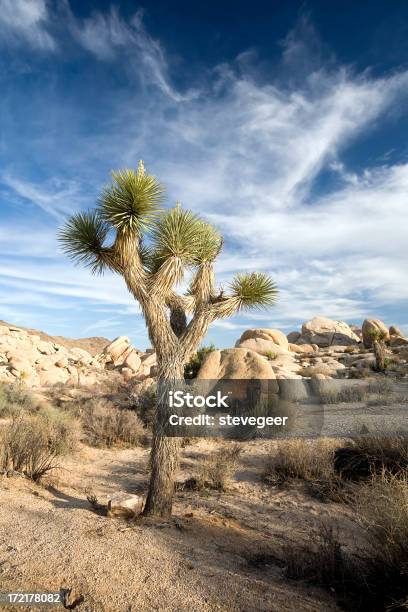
<box><xmin>373</xmin><ymin>339</ymin><xmax>386</xmax><ymax>372</ymax></box>
<box><xmin>143</xmin><ymin>358</ymin><xmax>184</xmax><ymax>516</ymax></box>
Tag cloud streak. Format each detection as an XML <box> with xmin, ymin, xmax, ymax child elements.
<box><xmin>0</xmin><ymin>0</ymin><xmax>56</xmax><ymax>50</ymax></box>
<box><xmin>68</xmin><ymin>6</ymin><xmax>197</xmax><ymax>102</ymax></box>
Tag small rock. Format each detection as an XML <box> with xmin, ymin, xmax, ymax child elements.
<box><xmin>107</xmin><ymin>493</ymin><xmax>144</xmax><ymax>518</ymax></box>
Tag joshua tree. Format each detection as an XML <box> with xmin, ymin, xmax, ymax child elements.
<box><xmin>59</xmin><ymin>162</ymin><xmax>278</xmax><ymax>516</ymax></box>
<box><xmin>369</xmin><ymin>329</ymin><xmax>388</xmax><ymax>372</ymax></box>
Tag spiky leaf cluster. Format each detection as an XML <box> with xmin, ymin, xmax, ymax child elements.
<box><xmin>149</xmin><ymin>206</ymin><xmax>201</xmax><ymax>267</ymax></box>
<box><xmin>149</xmin><ymin>205</ymin><xmax>222</xmax><ymax>268</ymax></box>
<box><xmin>194</xmin><ymin>221</ymin><xmax>223</xmax><ymax>263</ymax></box>
<box><xmin>98</xmin><ymin>165</ymin><xmax>164</xmax><ymax>234</ymax></box>
<box><xmin>229</xmin><ymin>272</ymin><xmax>279</xmax><ymax>310</ymax></box>
<box><xmin>58</xmin><ymin>211</ymin><xmax>110</xmax><ymax>274</ymax></box>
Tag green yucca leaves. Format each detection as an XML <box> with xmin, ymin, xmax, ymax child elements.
<box><xmin>229</xmin><ymin>272</ymin><xmax>279</xmax><ymax>310</ymax></box>
<box><xmin>150</xmin><ymin>205</ymin><xmax>202</xmax><ymax>266</ymax></box>
<box><xmin>150</xmin><ymin>205</ymin><xmax>222</xmax><ymax>269</ymax></box>
<box><xmin>98</xmin><ymin>164</ymin><xmax>165</xmax><ymax>234</ymax></box>
<box><xmin>194</xmin><ymin>220</ymin><xmax>223</xmax><ymax>263</ymax></box>
<box><xmin>58</xmin><ymin>211</ymin><xmax>110</xmax><ymax>274</ymax></box>
<box><xmin>59</xmin><ymin>163</ymin><xmax>279</xmax><ymax>319</ymax></box>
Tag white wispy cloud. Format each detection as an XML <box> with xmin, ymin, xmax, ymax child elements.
<box><xmin>2</xmin><ymin>175</ymin><xmax>85</xmax><ymax>220</ymax></box>
<box><xmin>0</xmin><ymin>0</ymin><xmax>55</xmax><ymax>50</ymax></box>
<box><xmin>68</xmin><ymin>6</ymin><xmax>197</xmax><ymax>102</ymax></box>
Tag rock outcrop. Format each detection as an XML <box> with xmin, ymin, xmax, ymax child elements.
<box><xmin>1</xmin><ymin>315</ymin><xmax>406</xmax><ymax>390</ymax></box>
<box><xmin>0</xmin><ymin>324</ymin><xmax>155</xmax><ymax>389</ymax></box>
<box><xmin>197</xmin><ymin>348</ymin><xmax>277</xmax><ymax>382</ymax></box>
<box><xmin>236</xmin><ymin>328</ymin><xmax>289</xmax><ymax>350</ymax></box>
<box><xmin>362</xmin><ymin>319</ymin><xmax>389</xmax><ymax>348</ymax></box>
<box><xmin>297</xmin><ymin>317</ymin><xmax>360</xmax><ymax>347</ymax></box>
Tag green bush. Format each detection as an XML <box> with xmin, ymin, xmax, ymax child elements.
<box><xmin>184</xmin><ymin>344</ymin><xmax>217</xmax><ymax>379</ymax></box>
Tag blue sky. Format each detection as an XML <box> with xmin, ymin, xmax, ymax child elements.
<box><xmin>1</xmin><ymin>0</ymin><xmax>408</xmax><ymax>349</ymax></box>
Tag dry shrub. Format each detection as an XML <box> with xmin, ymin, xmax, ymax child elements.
<box><xmin>263</xmin><ymin>438</ymin><xmax>348</xmax><ymax>502</ymax></box>
<box><xmin>367</xmin><ymin>378</ymin><xmax>395</xmax><ymax>395</ymax></box>
<box><xmin>354</xmin><ymin>471</ymin><xmax>408</xmax><ymax>608</ymax></box>
<box><xmin>81</xmin><ymin>398</ymin><xmax>147</xmax><ymax>448</ymax></box>
<box><xmin>1</xmin><ymin>407</ymin><xmax>79</xmax><ymax>481</ymax></box>
<box><xmin>130</xmin><ymin>384</ymin><xmax>157</xmax><ymax>426</ymax></box>
<box><xmin>263</xmin><ymin>438</ymin><xmax>339</xmax><ymax>484</ymax></box>
<box><xmin>334</xmin><ymin>436</ymin><xmax>408</xmax><ymax>480</ymax></box>
<box><xmin>285</xmin><ymin>474</ymin><xmax>408</xmax><ymax>610</ymax></box>
<box><xmin>0</xmin><ymin>381</ymin><xmax>37</xmax><ymax>417</ymax></box>
<box><xmin>348</xmin><ymin>367</ymin><xmax>371</xmax><ymax>379</ymax></box>
<box><xmin>285</xmin><ymin>521</ymin><xmax>354</xmax><ymax>587</ymax></box>
<box><xmin>319</xmin><ymin>384</ymin><xmax>368</xmax><ymax>404</ymax></box>
<box><xmin>197</xmin><ymin>443</ymin><xmax>242</xmax><ymax>491</ymax></box>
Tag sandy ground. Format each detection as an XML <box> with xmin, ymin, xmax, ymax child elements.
<box><xmin>0</xmin><ymin>440</ymin><xmax>352</xmax><ymax>611</ymax></box>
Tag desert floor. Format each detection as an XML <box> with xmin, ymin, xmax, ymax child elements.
<box><xmin>0</xmin><ymin>439</ymin><xmax>355</xmax><ymax>611</ymax></box>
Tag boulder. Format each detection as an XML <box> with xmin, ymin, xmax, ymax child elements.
<box><xmin>299</xmin><ymin>364</ymin><xmax>343</xmax><ymax>378</ymax></box>
<box><xmin>389</xmin><ymin>335</ymin><xmax>408</xmax><ymax>348</ymax></box>
<box><xmin>236</xmin><ymin>329</ymin><xmax>289</xmax><ymax>350</ymax></box>
<box><xmin>55</xmin><ymin>357</ymin><xmax>69</xmax><ymax>368</ymax></box>
<box><xmin>273</xmin><ymin>368</ymin><xmax>303</xmax><ymax>381</ymax></box>
<box><xmin>287</xmin><ymin>331</ymin><xmax>301</xmax><ymax>344</ymax></box>
<box><xmin>140</xmin><ymin>352</ymin><xmax>157</xmax><ymax>368</ymax></box>
<box><xmin>288</xmin><ymin>343</ymin><xmax>317</xmax><ymax>353</ymax></box>
<box><xmin>123</xmin><ymin>350</ymin><xmax>142</xmax><ymax>373</ymax></box>
<box><xmin>350</xmin><ymin>325</ymin><xmax>363</xmax><ymax>340</ymax></box>
<box><xmin>299</xmin><ymin>317</ymin><xmax>360</xmax><ymax>347</ymax></box>
<box><xmin>356</xmin><ymin>357</ymin><xmax>376</xmax><ymax>370</ymax></box>
<box><xmin>69</xmin><ymin>347</ymin><xmax>93</xmax><ymax>365</ymax></box>
<box><xmin>39</xmin><ymin>367</ymin><xmax>70</xmax><ymax>387</ymax></box>
<box><xmin>236</xmin><ymin>338</ymin><xmax>288</xmax><ymax>357</ymax></box>
<box><xmin>36</xmin><ymin>340</ymin><xmax>56</xmax><ymax>355</ymax></box>
<box><xmin>121</xmin><ymin>367</ymin><xmax>135</xmax><ymax>382</ymax></box>
<box><xmin>389</xmin><ymin>325</ymin><xmax>403</xmax><ymax>337</ymax></box>
<box><xmin>197</xmin><ymin>348</ymin><xmax>278</xmax><ymax>389</ymax></box>
<box><xmin>102</xmin><ymin>336</ymin><xmax>131</xmax><ymax>363</ymax></box>
<box><xmin>107</xmin><ymin>492</ymin><xmax>144</xmax><ymax>518</ymax></box>
<box><xmin>362</xmin><ymin>319</ymin><xmax>389</xmax><ymax>348</ymax></box>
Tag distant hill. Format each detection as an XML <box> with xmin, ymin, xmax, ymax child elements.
<box><xmin>0</xmin><ymin>320</ymin><xmax>110</xmax><ymax>356</ymax></box>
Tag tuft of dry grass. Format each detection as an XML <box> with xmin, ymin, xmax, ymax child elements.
<box><xmin>334</xmin><ymin>436</ymin><xmax>408</xmax><ymax>480</ymax></box>
<box><xmin>196</xmin><ymin>443</ymin><xmax>242</xmax><ymax>491</ymax></box>
<box><xmin>354</xmin><ymin>471</ymin><xmax>408</xmax><ymax>608</ymax></box>
<box><xmin>263</xmin><ymin>438</ymin><xmax>348</xmax><ymax>502</ymax></box>
<box><xmin>284</xmin><ymin>521</ymin><xmax>354</xmax><ymax>586</ymax></box>
<box><xmin>1</xmin><ymin>407</ymin><xmax>79</xmax><ymax>481</ymax></box>
<box><xmin>0</xmin><ymin>381</ymin><xmax>38</xmax><ymax>417</ymax></box>
<box><xmin>81</xmin><ymin>398</ymin><xmax>148</xmax><ymax>448</ymax></box>
<box><xmin>263</xmin><ymin>438</ymin><xmax>340</xmax><ymax>484</ymax></box>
